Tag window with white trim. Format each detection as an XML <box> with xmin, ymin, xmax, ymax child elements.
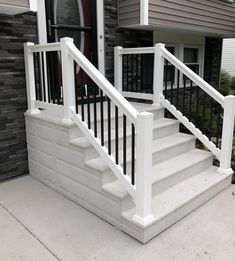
<box><xmin>164</xmin><ymin>43</ymin><xmax>204</xmax><ymax>88</ymax></box>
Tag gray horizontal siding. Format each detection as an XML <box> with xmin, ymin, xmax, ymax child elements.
<box><xmin>0</xmin><ymin>0</ymin><xmax>29</xmax><ymax>8</ymax></box>
<box><xmin>221</xmin><ymin>39</ymin><xmax>235</xmax><ymax>76</ymax></box>
<box><xmin>119</xmin><ymin>0</ymin><xmax>140</xmax><ymax>26</ymax></box>
<box><xmin>149</xmin><ymin>0</ymin><xmax>235</xmax><ymax>36</ymax></box>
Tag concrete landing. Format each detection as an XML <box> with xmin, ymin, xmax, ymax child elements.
<box><xmin>0</xmin><ymin>175</ymin><xmax>235</xmax><ymax>261</ymax></box>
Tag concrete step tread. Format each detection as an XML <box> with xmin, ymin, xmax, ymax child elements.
<box><xmin>69</xmin><ymin>118</ymin><xmax>179</xmax><ymax>149</ymax></box>
<box><xmin>130</xmin><ymin>102</ymin><xmax>163</xmax><ymax>113</ymax></box>
<box><xmin>85</xmin><ymin>132</ymin><xmax>195</xmax><ymax>173</ymax></box>
<box><xmin>122</xmin><ymin>166</ymin><xmax>232</xmax><ymax>228</ymax></box>
<box><xmin>102</xmin><ymin>149</ymin><xmax>212</xmax><ymax>199</ymax></box>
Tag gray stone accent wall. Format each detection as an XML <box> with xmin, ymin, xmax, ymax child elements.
<box><xmin>104</xmin><ymin>0</ymin><xmax>153</xmax><ymax>84</ymax></box>
<box><xmin>0</xmin><ymin>12</ymin><xmax>37</xmax><ymax>181</ymax></box>
<box><xmin>204</xmin><ymin>37</ymin><xmax>223</xmax><ymax>89</ymax></box>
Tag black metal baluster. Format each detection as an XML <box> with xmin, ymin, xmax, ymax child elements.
<box><xmin>176</xmin><ymin>69</ymin><xmax>180</xmax><ymax>107</ymax></box>
<box><xmin>208</xmin><ymin>98</ymin><xmax>214</xmax><ymax>140</ymax></box>
<box><xmin>135</xmin><ymin>54</ymin><xmax>138</xmax><ymax>92</ymax></box>
<box><xmin>195</xmin><ymin>86</ymin><xmax>200</xmax><ymax>126</ymax></box>
<box><xmin>189</xmin><ymin>80</ymin><xmax>193</xmax><ymax>121</ymax></box>
<box><xmin>107</xmin><ymin>98</ymin><xmax>111</xmax><ymax>155</ymax></box>
<box><xmin>87</xmin><ymin>83</ymin><xmax>91</xmax><ymax>129</ymax></box>
<box><xmin>100</xmin><ymin>90</ymin><xmax>104</xmax><ymax>146</ymax></box>
<box><xmin>40</xmin><ymin>52</ymin><xmax>46</xmax><ymax>102</ymax></box>
<box><xmin>183</xmin><ymin>75</ymin><xmax>186</xmax><ymax>114</ymax></box>
<box><xmin>216</xmin><ymin>104</ymin><xmax>222</xmax><ymax>147</ymax></box>
<box><xmin>140</xmin><ymin>54</ymin><xmax>143</xmax><ymax>93</ymax></box>
<box><xmin>170</xmin><ymin>66</ymin><xmax>174</xmax><ymax>104</ymax></box>
<box><xmin>74</xmin><ymin>62</ymin><xmax>78</xmax><ymax>114</ymax></box>
<box><xmin>131</xmin><ymin>54</ymin><xmax>134</xmax><ymax>92</ymax></box>
<box><xmin>81</xmin><ymin>70</ymin><xmax>85</xmax><ymax>121</ymax></box>
<box><xmin>123</xmin><ymin>115</ymin><xmax>127</xmax><ymax>175</ymax></box>
<box><xmin>126</xmin><ymin>54</ymin><xmax>129</xmax><ymax>91</ymax></box>
<box><xmin>50</xmin><ymin>52</ymin><xmax>56</xmax><ymax>104</ymax></box>
<box><xmin>33</xmin><ymin>53</ymin><xmax>39</xmax><ymax>101</ymax></box>
<box><xmin>131</xmin><ymin>124</ymin><xmax>135</xmax><ymax>185</ymax></box>
<box><xmin>122</xmin><ymin>55</ymin><xmax>125</xmax><ymax>91</ymax></box>
<box><xmin>93</xmin><ymin>83</ymin><xmax>97</xmax><ymax>137</ymax></box>
<box><xmin>115</xmin><ymin>106</ymin><xmax>119</xmax><ymax>164</ymax></box>
<box><xmin>165</xmin><ymin>60</ymin><xmax>168</xmax><ymax>97</ymax></box>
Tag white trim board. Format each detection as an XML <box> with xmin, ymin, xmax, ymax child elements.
<box><xmin>140</xmin><ymin>0</ymin><xmax>149</xmax><ymax>25</ymax></box>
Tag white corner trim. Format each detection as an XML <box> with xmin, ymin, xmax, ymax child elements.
<box><xmin>29</xmin><ymin>0</ymin><xmax>37</xmax><ymax>12</ymax></box>
<box><xmin>140</xmin><ymin>0</ymin><xmax>149</xmax><ymax>25</ymax></box>
<box><xmin>37</xmin><ymin>0</ymin><xmax>47</xmax><ymax>44</ymax></box>
<box><xmin>97</xmin><ymin>0</ymin><xmax>105</xmax><ymax>75</ymax></box>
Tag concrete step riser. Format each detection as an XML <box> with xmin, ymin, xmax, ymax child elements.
<box><xmin>87</xmin><ymin>138</ymin><xmax>196</xmax><ymax>177</ymax></box>
<box><xmin>152</xmin><ymin>156</ymin><xmax>213</xmax><ymax>196</ymax></box>
<box><xmin>79</xmin><ymin>122</ymin><xmax>180</xmax><ymax>161</ymax></box>
<box><xmin>152</xmin><ymin>139</ymin><xmax>195</xmax><ymax>165</ymax></box>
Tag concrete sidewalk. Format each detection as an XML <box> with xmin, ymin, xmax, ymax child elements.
<box><xmin>0</xmin><ymin>176</ymin><xmax>235</xmax><ymax>261</ymax></box>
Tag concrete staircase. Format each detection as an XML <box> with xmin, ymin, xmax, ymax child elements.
<box><xmin>26</xmin><ymin>102</ymin><xmax>233</xmax><ymax>243</ymax></box>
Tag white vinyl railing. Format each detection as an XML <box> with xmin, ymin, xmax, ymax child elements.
<box><xmin>115</xmin><ymin>44</ymin><xmax>235</xmax><ymax>174</ymax></box>
<box><xmin>24</xmin><ymin>37</ymin><xmax>154</xmax><ymax>225</ymax></box>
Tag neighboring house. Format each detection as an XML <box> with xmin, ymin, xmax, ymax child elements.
<box><xmin>1</xmin><ymin>0</ymin><xmax>235</xmax><ymax>243</ymax></box>
<box><xmin>221</xmin><ymin>38</ymin><xmax>235</xmax><ymax>76</ymax></box>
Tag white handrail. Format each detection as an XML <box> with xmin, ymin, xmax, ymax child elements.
<box><xmin>161</xmin><ymin>47</ymin><xmax>225</xmax><ymax>107</ymax></box>
<box><xmin>66</xmin><ymin>41</ymin><xmax>138</xmax><ymax>124</ymax></box>
<box><xmin>120</xmin><ymin>47</ymin><xmax>154</xmax><ymax>55</ymax></box>
<box><xmin>29</xmin><ymin>42</ymin><xmax>61</xmax><ymax>53</ymax></box>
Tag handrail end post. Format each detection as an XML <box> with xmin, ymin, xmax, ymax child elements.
<box><xmin>114</xmin><ymin>46</ymin><xmax>123</xmax><ymax>93</ymax></box>
<box><xmin>60</xmin><ymin>37</ymin><xmax>74</xmax><ymax>43</ymax></box>
<box><xmin>61</xmin><ymin>38</ymin><xmax>76</xmax><ymax>122</ymax></box>
<box><xmin>133</xmin><ymin>112</ymin><xmax>154</xmax><ymax>225</ymax></box>
<box><xmin>220</xmin><ymin>95</ymin><xmax>235</xmax><ymax>172</ymax></box>
<box><xmin>24</xmin><ymin>42</ymin><xmax>38</xmax><ymax>114</ymax></box>
<box><xmin>153</xmin><ymin>43</ymin><xmax>165</xmax><ymax>105</ymax></box>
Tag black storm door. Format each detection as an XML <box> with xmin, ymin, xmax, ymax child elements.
<box><xmin>45</xmin><ymin>0</ymin><xmax>98</xmax><ymax>101</ymax></box>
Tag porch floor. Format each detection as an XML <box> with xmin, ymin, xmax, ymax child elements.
<box><xmin>0</xmin><ymin>176</ymin><xmax>235</xmax><ymax>261</ymax></box>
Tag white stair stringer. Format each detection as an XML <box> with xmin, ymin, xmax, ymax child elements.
<box><xmin>25</xmin><ymin>102</ymin><xmax>233</xmax><ymax>244</ymax></box>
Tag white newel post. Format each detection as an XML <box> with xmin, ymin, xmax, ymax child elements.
<box><xmin>219</xmin><ymin>95</ymin><xmax>235</xmax><ymax>173</ymax></box>
<box><xmin>114</xmin><ymin>46</ymin><xmax>123</xmax><ymax>92</ymax></box>
<box><xmin>60</xmin><ymin>38</ymin><xmax>76</xmax><ymax>122</ymax></box>
<box><xmin>133</xmin><ymin>112</ymin><xmax>154</xmax><ymax>225</ymax></box>
<box><xmin>24</xmin><ymin>42</ymin><xmax>39</xmax><ymax>114</ymax></box>
<box><xmin>153</xmin><ymin>43</ymin><xmax>165</xmax><ymax>104</ymax></box>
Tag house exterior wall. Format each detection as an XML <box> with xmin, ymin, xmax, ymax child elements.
<box><xmin>118</xmin><ymin>0</ymin><xmax>140</xmax><ymax>26</ymax></box>
<box><xmin>104</xmin><ymin>0</ymin><xmax>153</xmax><ymax>83</ymax></box>
<box><xmin>221</xmin><ymin>38</ymin><xmax>235</xmax><ymax>76</ymax></box>
<box><xmin>0</xmin><ymin>13</ymin><xmax>37</xmax><ymax>181</ymax></box>
<box><xmin>119</xmin><ymin>0</ymin><xmax>235</xmax><ymax>37</ymax></box>
<box><xmin>149</xmin><ymin>0</ymin><xmax>235</xmax><ymax>37</ymax></box>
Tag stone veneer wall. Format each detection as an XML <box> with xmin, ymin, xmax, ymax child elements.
<box><xmin>204</xmin><ymin>37</ymin><xmax>223</xmax><ymax>90</ymax></box>
<box><xmin>0</xmin><ymin>12</ymin><xmax>37</xmax><ymax>181</ymax></box>
<box><xmin>104</xmin><ymin>0</ymin><xmax>153</xmax><ymax>84</ymax></box>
